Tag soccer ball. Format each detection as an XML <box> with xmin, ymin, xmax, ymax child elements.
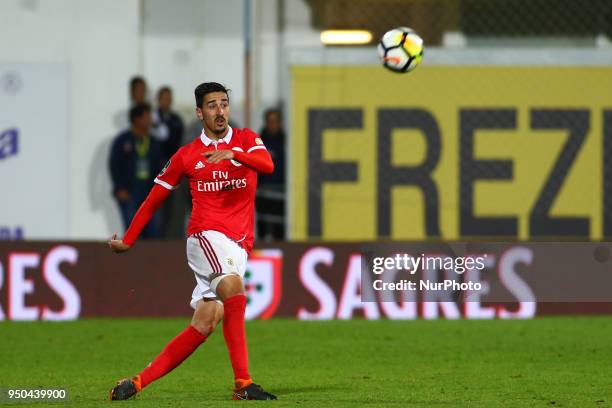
<box><xmin>377</xmin><ymin>27</ymin><xmax>424</xmax><ymax>73</ymax></box>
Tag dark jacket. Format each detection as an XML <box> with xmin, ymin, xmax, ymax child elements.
<box><xmin>258</xmin><ymin>129</ymin><xmax>286</xmax><ymax>186</ymax></box>
<box><xmin>157</xmin><ymin>109</ymin><xmax>184</xmax><ymax>161</ymax></box>
<box><xmin>109</xmin><ymin>130</ymin><xmax>164</xmax><ymax>196</ymax></box>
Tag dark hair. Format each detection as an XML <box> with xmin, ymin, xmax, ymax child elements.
<box><xmin>157</xmin><ymin>86</ymin><xmax>172</xmax><ymax>99</ymax></box>
<box><xmin>130</xmin><ymin>76</ymin><xmax>146</xmax><ymax>93</ymax></box>
<box><xmin>194</xmin><ymin>82</ymin><xmax>229</xmax><ymax>108</ymax></box>
<box><xmin>129</xmin><ymin>102</ymin><xmax>151</xmax><ymax>124</ymax></box>
<box><xmin>263</xmin><ymin>108</ymin><xmax>281</xmax><ymax>121</ymax></box>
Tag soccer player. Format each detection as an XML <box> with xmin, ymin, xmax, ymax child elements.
<box><xmin>108</xmin><ymin>82</ymin><xmax>277</xmax><ymax>401</ymax></box>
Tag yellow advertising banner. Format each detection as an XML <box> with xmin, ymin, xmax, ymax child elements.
<box><xmin>290</xmin><ymin>66</ymin><xmax>612</xmax><ymax>241</ymax></box>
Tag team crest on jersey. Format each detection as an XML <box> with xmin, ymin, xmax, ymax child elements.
<box><xmin>255</xmin><ymin>137</ymin><xmax>264</xmax><ymax>145</ymax></box>
<box><xmin>159</xmin><ymin>159</ymin><xmax>171</xmax><ymax>176</ymax></box>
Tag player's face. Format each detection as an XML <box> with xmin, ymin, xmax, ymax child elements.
<box><xmin>197</xmin><ymin>92</ymin><xmax>230</xmax><ymax>135</ymax></box>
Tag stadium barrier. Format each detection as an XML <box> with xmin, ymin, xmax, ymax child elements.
<box><xmin>1</xmin><ymin>241</ymin><xmax>611</xmax><ymax>321</ymax></box>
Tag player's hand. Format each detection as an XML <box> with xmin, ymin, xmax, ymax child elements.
<box><xmin>108</xmin><ymin>233</ymin><xmax>131</xmax><ymax>253</ymax></box>
<box><xmin>204</xmin><ymin>149</ymin><xmax>234</xmax><ymax>164</ymax></box>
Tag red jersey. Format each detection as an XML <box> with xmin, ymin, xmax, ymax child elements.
<box><xmin>154</xmin><ymin>127</ymin><xmax>267</xmax><ymax>253</ymax></box>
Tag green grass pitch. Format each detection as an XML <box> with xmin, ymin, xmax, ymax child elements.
<box><xmin>1</xmin><ymin>317</ymin><xmax>611</xmax><ymax>407</ymax></box>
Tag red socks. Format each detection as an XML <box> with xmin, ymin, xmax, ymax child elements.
<box><xmin>223</xmin><ymin>294</ymin><xmax>252</xmax><ymax>387</ymax></box>
<box><xmin>136</xmin><ymin>325</ymin><xmax>206</xmax><ymax>389</ymax></box>
<box><xmin>132</xmin><ymin>295</ymin><xmax>250</xmax><ymax>392</ymax></box>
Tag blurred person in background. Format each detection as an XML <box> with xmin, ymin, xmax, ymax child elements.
<box><xmin>154</xmin><ymin>86</ymin><xmax>184</xmax><ymax>161</ymax></box>
<box><xmin>256</xmin><ymin>108</ymin><xmax>286</xmax><ymax>240</ymax></box>
<box><xmin>128</xmin><ymin>75</ymin><xmax>170</xmax><ymax>144</ymax></box>
<box><xmin>129</xmin><ymin>76</ymin><xmax>147</xmax><ymax>105</ymax></box>
<box><xmin>113</xmin><ymin>76</ymin><xmax>149</xmax><ymax>130</ymax></box>
<box><xmin>153</xmin><ymin>86</ymin><xmax>185</xmax><ymax>237</ymax></box>
<box><xmin>109</xmin><ymin>103</ymin><xmax>164</xmax><ymax>239</ymax></box>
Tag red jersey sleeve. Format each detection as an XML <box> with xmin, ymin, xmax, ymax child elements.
<box><xmin>154</xmin><ymin>148</ymin><xmax>185</xmax><ymax>190</ymax></box>
<box><xmin>241</xmin><ymin>128</ymin><xmax>268</xmax><ymax>154</ymax></box>
<box><xmin>232</xmin><ymin>149</ymin><xmax>274</xmax><ymax>174</ymax></box>
<box><xmin>123</xmin><ymin>184</ymin><xmax>170</xmax><ymax>246</ymax></box>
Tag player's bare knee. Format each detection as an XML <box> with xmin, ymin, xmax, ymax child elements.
<box><xmin>191</xmin><ymin>300</ymin><xmax>223</xmax><ymax>336</ymax></box>
<box><xmin>215</xmin><ymin>304</ymin><xmax>224</xmax><ymax>322</ymax></box>
<box><xmin>191</xmin><ymin>318</ymin><xmax>217</xmax><ymax>336</ymax></box>
<box><xmin>216</xmin><ymin>274</ymin><xmax>244</xmax><ymax>300</ymax></box>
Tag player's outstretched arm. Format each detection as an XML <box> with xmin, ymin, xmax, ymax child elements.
<box><xmin>204</xmin><ymin>149</ymin><xmax>274</xmax><ymax>174</ymax></box>
<box><xmin>107</xmin><ymin>184</ymin><xmax>171</xmax><ymax>253</ymax></box>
